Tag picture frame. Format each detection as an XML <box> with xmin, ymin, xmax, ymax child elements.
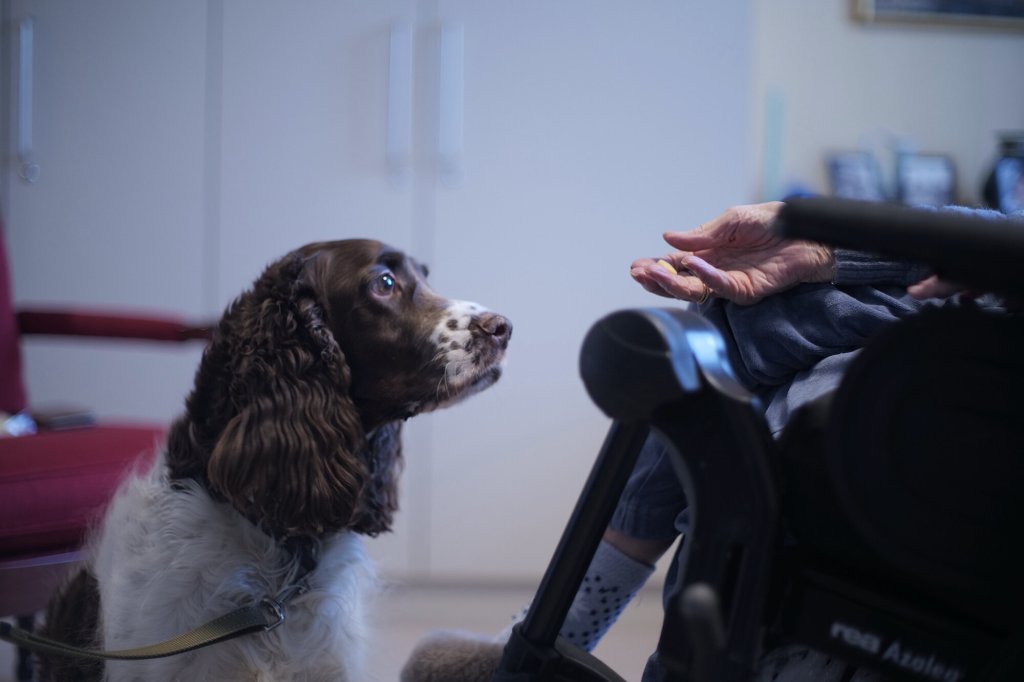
<box><xmin>990</xmin><ymin>155</ymin><xmax>1024</xmax><ymax>214</ymax></box>
<box><xmin>827</xmin><ymin>151</ymin><xmax>887</xmax><ymax>201</ymax></box>
<box><xmin>896</xmin><ymin>153</ymin><xmax>957</xmax><ymax>207</ymax></box>
<box><xmin>853</xmin><ymin>0</ymin><xmax>1024</xmax><ymax>30</ymax></box>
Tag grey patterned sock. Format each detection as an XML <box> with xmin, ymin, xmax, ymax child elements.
<box><xmin>560</xmin><ymin>540</ymin><xmax>655</xmax><ymax>650</ymax></box>
<box><xmin>500</xmin><ymin>540</ymin><xmax>655</xmax><ymax>652</ymax></box>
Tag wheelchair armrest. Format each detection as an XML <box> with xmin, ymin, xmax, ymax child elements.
<box><xmin>774</xmin><ymin>197</ymin><xmax>1024</xmax><ymax>296</ymax></box>
<box><xmin>499</xmin><ymin>308</ymin><xmax>779</xmax><ymax>682</ymax></box>
<box><xmin>580</xmin><ymin>308</ymin><xmax>780</xmax><ymax>681</ymax></box>
<box><xmin>17</xmin><ymin>307</ymin><xmax>213</xmax><ymax>343</ymax></box>
<box><xmin>579</xmin><ymin>307</ymin><xmax>754</xmax><ymax>422</ymax></box>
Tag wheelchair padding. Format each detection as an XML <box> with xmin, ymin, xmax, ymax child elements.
<box><xmin>824</xmin><ymin>305</ymin><xmax>1024</xmax><ymax>624</ymax></box>
<box><xmin>776</xmin><ymin>197</ymin><xmax>1024</xmax><ymax>298</ymax></box>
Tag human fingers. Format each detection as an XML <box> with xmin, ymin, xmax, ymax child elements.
<box><xmin>662</xmin><ymin>214</ymin><xmax>734</xmax><ymax>251</ymax></box>
<box><xmin>663</xmin><ymin>202</ymin><xmax>784</xmax><ymax>252</ymax></box>
<box><xmin>632</xmin><ymin>254</ymin><xmax>691</xmax><ymax>278</ymax></box>
<box><xmin>630</xmin><ymin>263</ymin><xmax>679</xmax><ymax>298</ymax></box>
<box><xmin>678</xmin><ymin>254</ymin><xmax>735</xmax><ymax>297</ymax></box>
<box><xmin>679</xmin><ymin>254</ymin><xmax>771</xmax><ymax>305</ymax></box>
<box><xmin>631</xmin><ymin>256</ymin><xmax>658</xmax><ymax>271</ymax></box>
<box><xmin>643</xmin><ymin>263</ymin><xmax>712</xmax><ymax>303</ymax></box>
<box><xmin>907</xmin><ymin>275</ymin><xmax>965</xmax><ymax>300</ymax></box>
<box><xmin>662</xmin><ymin>228</ymin><xmax>719</xmax><ymax>252</ymax></box>
<box><xmin>661</xmin><ymin>208</ymin><xmax>734</xmax><ymax>251</ymax></box>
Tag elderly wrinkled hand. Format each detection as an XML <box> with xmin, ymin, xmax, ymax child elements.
<box><xmin>630</xmin><ymin>201</ymin><xmax>834</xmax><ymax>306</ymax></box>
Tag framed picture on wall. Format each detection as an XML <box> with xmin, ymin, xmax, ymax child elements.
<box><xmin>896</xmin><ymin>153</ymin><xmax>956</xmax><ymax>207</ymax></box>
<box><xmin>853</xmin><ymin>0</ymin><xmax>1024</xmax><ymax>29</ymax></box>
<box><xmin>827</xmin><ymin>151</ymin><xmax>887</xmax><ymax>201</ymax></box>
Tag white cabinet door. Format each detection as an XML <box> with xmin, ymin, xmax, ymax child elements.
<box><xmin>422</xmin><ymin>0</ymin><xmax>754</xmax><ymax>580</ymax></box>
<box><xmin>215</xmin><ymin>0</ymin><xmax>423</xmax><ymax>577</ymax></box>
<box><xmin>3</xmin><ymin>0</ymin><xmax>209</xmax><ymax>422</ymax></box>
<box><xmin>216</xmin><ymin>0</ymin><xmax>418</xmax><ymax>305</ymax></box>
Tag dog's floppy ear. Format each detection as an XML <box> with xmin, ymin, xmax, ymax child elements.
<box><xmin>207</xmin><ymin>252</ymin><xmax>369</xmax><ymax>538</ymax></box>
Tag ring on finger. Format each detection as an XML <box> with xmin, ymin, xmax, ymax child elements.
<box><xmin>696</xmin><ymin>281</ymin><xmax>712</xmax><ymax>304</ymax></box>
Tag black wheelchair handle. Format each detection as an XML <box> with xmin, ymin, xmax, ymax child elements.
<box><xmin>775</xmin><ymin>196</ymin><xmax>1024</xmax><ymax>296</ymax></box>
<box><xmin>579</xmin><ymin>307</ymin><xmax>751</xmax><ymax>422</ymax></box>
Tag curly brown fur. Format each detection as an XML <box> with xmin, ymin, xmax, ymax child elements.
<box><xmin>37</xmin><ymin>568</ymin><xmax>103</xmax><ymax>681</ymax></box>
<box><xmin>166</xmin><ymin>250</ymin><xmax>373</xmax><ymax>537</ymax></box>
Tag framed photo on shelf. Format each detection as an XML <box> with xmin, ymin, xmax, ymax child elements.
<box><xmin>896</xmin><ymin>153</ymin><xmax>956</xmax><ymax>207</ymax></box>
<box><xmin>827</xmin><ymin>151</ymin><xmax>887</xmax><ymax>201</ymax></box>
<box><xmin>990</xmin><ymin>155</ymin><xmax>1024</xmax><ymax>214</ymax></box>
<box><xmin>853</xmin><ymin>0</ymin><xmax>1024</xmax><ymax>30</ymax></box>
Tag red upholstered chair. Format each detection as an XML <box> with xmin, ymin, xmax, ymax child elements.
<box><xmin>0</xmin><ymin>220</ymin><xmax>211</xmax><ymax>680</ymax></box>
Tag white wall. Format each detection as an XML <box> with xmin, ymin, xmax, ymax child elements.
<box><xmin>750</xmin><ymin>1</ymin><xmax>1024</xmax><ymax>205</ymax></box>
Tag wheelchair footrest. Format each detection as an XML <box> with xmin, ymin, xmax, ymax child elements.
<box><xmin>493</xmin><ymin>624</ymin><xmax>626</xmax><ymax>682</ymax></box>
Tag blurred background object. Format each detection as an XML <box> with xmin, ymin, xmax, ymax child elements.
<box><xmin>983</xmin><ymin>130</ymin><xmax>1024</xmax><ymax>213</ymax></box>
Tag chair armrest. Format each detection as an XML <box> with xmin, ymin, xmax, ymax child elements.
<box><xmin>16</xmin><ymin>308</ymin><xmax>213</xmax><ymax>342</ymax></box>
<box><xmin>580</xmin><ymin>307</ymin><xmax>754</xmax><ymax>422</ymax></box>
<box><xmin>774</xmin><ymin>197</ymin><xmax>1024</xmax><ymax>296</ymax></box>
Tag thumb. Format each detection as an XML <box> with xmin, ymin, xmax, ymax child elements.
<box><xmin>663</xmin><ymin>228</ymin><xmax>718</xmax><ymax>252</ymax></box>
<box><xmin>908</xmin><ymin>275</ymin><xmax>964</xmax><ymax>300</ymax></box>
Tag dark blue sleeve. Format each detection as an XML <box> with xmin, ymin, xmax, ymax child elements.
<box><xmin>700</xmin><ymin>283</ymin><xmax>931</xmax><ymax>394</ymax></box>
<box><xmin>832</xmin><ymin>249</ymin><xmax>931</xmax><ymax>287</ymax></box>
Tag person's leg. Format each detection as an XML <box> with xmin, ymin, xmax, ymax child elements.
<box><xmin>537</xmin><ymin>536</ymin><xmax>659</xmax><ymax>650</ymax></box>
<box><xmin>502</xmin><ymin>434</ymin><xmax>685</xmax><ymax>651</ymax></box>
<box><xmin>603</xmin><ymin>527</ymin><xmax>675</xmax><ymax>566</ymax></box>
<box><xmin>562</xmin><ymin>433</ymin><xmax>683</xmax><ymax>650</ymax></box>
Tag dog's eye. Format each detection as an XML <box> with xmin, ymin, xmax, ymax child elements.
<box><xmin>370</xmin><ymin>271</ymin><xmax>397</xmax><ymax>297</ymax></box>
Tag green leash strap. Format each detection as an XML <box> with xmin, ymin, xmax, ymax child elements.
<box><xmin>0</xmin><ymin>596</ymin><xmax>285</xmax><ymax>661</ymax></box>
<box><xmin>0</xmin><ymin>536</ymin><xmax>319</xmax><ymax>663</ymax></box>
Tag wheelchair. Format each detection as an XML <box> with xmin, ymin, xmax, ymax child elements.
<box><xmin>494</xmin><ymin>197</ymin><xmax>1024</xmax><ymax>682</ymax></box>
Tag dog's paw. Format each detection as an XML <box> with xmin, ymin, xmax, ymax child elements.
<box><xmin>400</xmin><ymin>630</ymin><xmax>506</xmax><ymax>682</ymax></box>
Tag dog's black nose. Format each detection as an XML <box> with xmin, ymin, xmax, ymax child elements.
<box><xmin>472</xmin><ymin>312</ymin><xmax>512</xmax><ymax>345</ymax></box>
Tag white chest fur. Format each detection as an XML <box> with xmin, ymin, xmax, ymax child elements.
<box><xmin>89</xmin><ymin>455</ymin><xmax>376</xmax><ymax>682</ymax></box>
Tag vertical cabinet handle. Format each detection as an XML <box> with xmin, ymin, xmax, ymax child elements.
<box><xmin>438</xmin><ymin>24</ymin><xmax>463</xmax><ymax>187</ymax></box>
<box><xmin>387</xmin><ymin>23</ymin><xmax>413</xmax><ymax>188</ymax></box>
<box><xmin>18</xmin><ymin>17</ymin><xmax>40</xmax><ymax>183</ymax></box>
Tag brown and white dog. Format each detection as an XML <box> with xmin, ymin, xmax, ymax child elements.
<box><xmin>40</xmin><ymin>239</ymin><xmax>511</xmax><ymax>681</ymax></box>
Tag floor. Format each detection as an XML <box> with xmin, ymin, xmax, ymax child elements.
<box><xmin>1</xmin><ymin>583</ymin><xmax>664</xmax><ymax>681</ymax></box>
